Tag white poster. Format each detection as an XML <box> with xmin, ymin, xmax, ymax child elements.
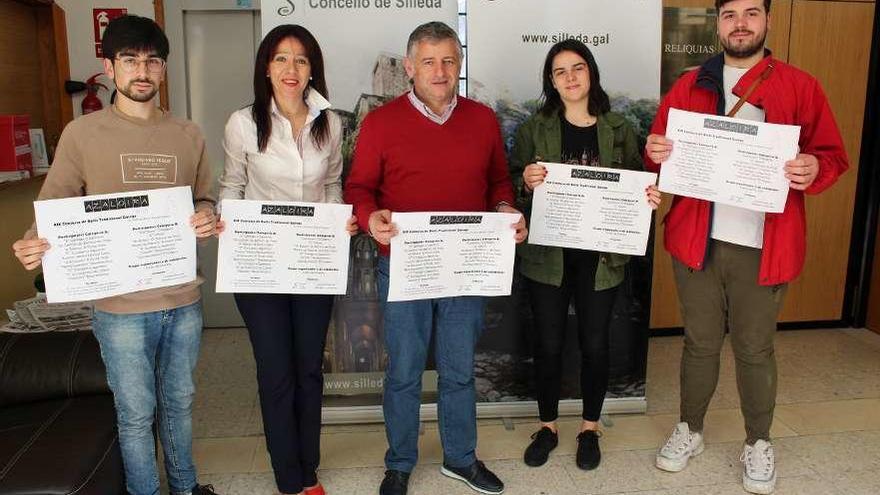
<box><xmin>261</xmin><ymin>1</ymin><xmax>459</xmax><ymax>398</ymax></box>
<box><xmin>388</xmin><ymin>211</ymin><xmax>519</xmax><ymax>302</ymax></box>
<box><xmin>529</xmin><ymin>163</ymin><xmax>658</xmax><ymax>256</ymax></box>
<box><xmin>262</xmin><ymin>0</ymin><xmax>458</xmax><ymax>112</ymax></box>
<box><xmin>216</xmin><ymin>199</ymin><xmax>352</xmax><ymax>294</ymax></box>
<box><xmin>466</xmin><ymin>0</ymin><xmax>662</xmax><ymax>408</ymax></box>
<box><xmin>659</xmin><ymin>108</ymin><xmax>799</xmax><ymax>213</ymax></box>
<box><xmin>34</xmin><ymin>186</ymin><xmax>196</xmax><ymax>303</ymax></box>
<box><xmin>467</xmin><ymin>0</ymin><xmax>662</xmax><ymax>139</ymax></box>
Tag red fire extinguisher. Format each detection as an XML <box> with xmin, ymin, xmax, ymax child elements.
<box><xmin>81</xmin><ymin>73</ymin><xmax>108</xmax><ymax>115</ymax></box>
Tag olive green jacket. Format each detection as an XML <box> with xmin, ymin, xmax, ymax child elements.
<box><xmin>510</xmin><ymin>110</ymin><xmax>643</xmax><ymax>290</ymax></box>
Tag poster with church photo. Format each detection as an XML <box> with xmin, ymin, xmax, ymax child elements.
<box><xmin>262</xmin><ymin>0</ymin><xmax>458</xmax><ymax>404</ymax></box>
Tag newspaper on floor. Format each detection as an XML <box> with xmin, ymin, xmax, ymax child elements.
<box><xmin>2</xmin><ymin>295</ymin><xmax>93</xmax><ymax>333</ymax></box>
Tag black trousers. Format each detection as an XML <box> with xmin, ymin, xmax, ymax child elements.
<box><xmin>528</xmin><ymin>249</ymin><xmax>618</xmax><ymax>422</ymax></box>
<box><xmin>234</xmin><ymin>293</ymin><xmax>333</xmax><ymax>493</ymax></box>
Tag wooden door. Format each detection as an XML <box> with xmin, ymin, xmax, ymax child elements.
<box><xmin>779</xmin><ymin>0</ymin><xmax>874</xmax><ymax>321</ymax></box>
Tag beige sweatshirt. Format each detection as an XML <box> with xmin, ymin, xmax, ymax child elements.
<box><xmin>27</xmin><ymin>105</ymin><xmax>216</xmax><ymax>314</ymax></box>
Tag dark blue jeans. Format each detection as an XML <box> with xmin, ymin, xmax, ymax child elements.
<box><xmin>377</xmin><ymin>256</ymin><xmax>484</xmax><ymax>472</ymax></box>
<box><xmin>234</xmin><ymin>293</ymin><xmax>333</xmax><ymax>494</ymax></box>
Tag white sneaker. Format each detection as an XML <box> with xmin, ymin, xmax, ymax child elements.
<box><xmin>741</xmin><ymin>439</ymin><xmax>776</xmax><ymax>494</ymax></box>
<box><xmin>655</xmin><ymin>422</ymin><xmax>704</xmax><ymax>472</ymax></box>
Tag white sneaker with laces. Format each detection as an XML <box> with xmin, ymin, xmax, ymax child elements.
<box><xmin>655</xmin><ymin>422</ymin><xmax>704</xmax><ymax>472</ymax></box>
<box><xmin>741</xmin><ymin>439</ymin><xmax>776</xmax><ymax>494</ymax></box>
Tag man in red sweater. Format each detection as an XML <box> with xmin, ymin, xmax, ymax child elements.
<box><xmin>345</xmin><ymin>21</ymin><xmax>526</xmax><ymax>495</ymax></box>
<box><xmin>645</xmin><ymin>1</ymin><xmax>848</xmax><ymax>493</ymax></box>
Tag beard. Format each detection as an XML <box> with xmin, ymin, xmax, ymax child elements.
<box><xmin>721</xmin><ymin>29</ymin><xmax>767</xmax><ymax>59</ymax></box>
<box><xmin>117</xmin><ymin>79</ymin><xmax>159</xmax><ymax>103</ymax></box>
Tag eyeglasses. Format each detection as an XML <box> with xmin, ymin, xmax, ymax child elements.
<box><xmin>552</xmin><ymin>63</ymin><xmax>588</xmax><ymax>80</ymax></box>
<box><xmin>115</xmin><ymin>56</ymin><xmax>166</xmax><ymax>74</ymax></box>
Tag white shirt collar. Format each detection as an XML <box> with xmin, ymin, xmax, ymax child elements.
<box><xmin>270</xmin><ymin>88</ymin><xmax>332</xmax><ymax>125</ymax></box>
<box><xmin>407</xmin><ymin>90</ymin><xmax>457</xmax><ymax>125</ymax></box>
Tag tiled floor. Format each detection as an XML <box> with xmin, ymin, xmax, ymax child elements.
<box><xmin>188</xmin><ymin>328</ymin><xmax>880</xmax><ymax>494</ymax></box>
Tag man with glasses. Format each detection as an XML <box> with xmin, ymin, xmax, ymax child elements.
<box><xmin>12</xmin><ymin>15</ymin><xmax>219</xmax><ymax>495</ymax></box>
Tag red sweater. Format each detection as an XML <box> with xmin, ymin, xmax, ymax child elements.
<box><xmin>344</xmin><ymin>94</ymin><xmax>515</xmax><ymax>254</ymax></box>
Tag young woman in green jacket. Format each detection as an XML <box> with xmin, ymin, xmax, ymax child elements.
<box><xmin>510</xmin><ymin>39</ymin><xmax>661</xmax><ymax>471</ymax></box>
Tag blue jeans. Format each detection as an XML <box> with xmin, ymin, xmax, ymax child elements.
<box><xmin>377</xmin><ymin>256</ymin><xmax>484</xmax><ymax>472</ymax></box>
<box><xmin>93</xmin><ymin>301</ymin><xmax>203</xmax><ymax>495</ymax></box>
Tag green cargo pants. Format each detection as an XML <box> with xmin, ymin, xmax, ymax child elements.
<box><xmin>672</xmin><ymin>240</ymin><xmax>788</xmax><ymax>444</ymax></box>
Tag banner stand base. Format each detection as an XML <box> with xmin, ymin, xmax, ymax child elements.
<box><xmin>321</xmin><ymin>397</ymin><xmax>647</xmax><ymax>425</ymax></box>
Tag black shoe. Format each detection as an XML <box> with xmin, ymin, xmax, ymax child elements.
<box><xmin>576</xmin><ymin>430</ymin><xmax>602</xmax><ymax>470</ymax></box>
<box><xmin>440</xmin><ymin>460</ymin><xmax>504</xmax><ymax>494</ymax></box>
<box><xmin>191</xmin><ymin>485</ymin><xmax>220</xmax><ymax>495</ymax></box>
<box><xmin>523</xmin><ymin>426</ymin><xmax>559</xmax><ymax>467</ymax></box>
<box><xmin>379</xmin><ymin>469</ymin><xmax>410</xmax><ymax>495</ymax></box>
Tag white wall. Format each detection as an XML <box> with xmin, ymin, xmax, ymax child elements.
<box><xmin>56</xmin><ymin>0</ymin><xmax>155</xmax><ymax>118</ymax></box>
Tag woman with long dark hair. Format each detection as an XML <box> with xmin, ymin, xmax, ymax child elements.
<box><xmin>510</xmin><ymin>39</ymin><xmax>660</xmax><ymax>471</ymax></box>
<box><xmin>217</xmin><ymin>24</ymin><xmax>356</xmax><ymax>495</ymax></box>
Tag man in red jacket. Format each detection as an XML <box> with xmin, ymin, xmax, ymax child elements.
<box><xmin>344</xmin><ymin>22</ymin><xmax>526</xmax><ymax>495</ymax></box>
<box><xmin>645</xmin><ymin>0</ymin><xmax>847</xmax><ymax>493</ymax></box>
